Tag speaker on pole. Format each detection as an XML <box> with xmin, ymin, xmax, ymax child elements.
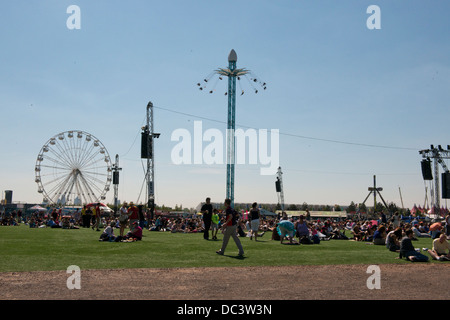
<box><xmin>421</xmin><ymin>160</ymin><xmax>433</xmax><ymax>180</ymax></box>
<box><xmin>141</xmin><ymin>132</ymin><xmax>152</xmax><ymax>159</ymax></box>
<box><xmin>275</xmin><ymin>179</ymin><xmax>281</xmax><ymax>192</ymax></box>
<box><xmin>113</xmin><ymin>171</ymin><xmax>119</xmax><ymax>185</ymax></box>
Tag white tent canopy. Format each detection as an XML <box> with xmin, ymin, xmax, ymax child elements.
<box><xmin>28</xmin><ymin>205</ymin><xmax>47</xmax><ymax>211</ymax></box>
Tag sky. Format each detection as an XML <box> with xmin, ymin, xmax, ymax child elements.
<box><xmin>1</xmin><ymin>0</ymin><xmax>450</xmax><ymax>210</ymax></box>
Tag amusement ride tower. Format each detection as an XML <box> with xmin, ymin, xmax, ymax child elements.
<box><xmin>198</xmin><ymin>49</ymin><xmax>266</xmax><ymax>207</ymax></box>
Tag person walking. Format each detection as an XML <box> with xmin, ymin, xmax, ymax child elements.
<box><xmin>216</xmin><ymin>199</ymin><xmax>244</xmax><ymax>257</ymax></box>
<box><xmin>93</xmin><ymin>204</ymin><xmax>101</xmax><ymax>231</ymax></box>
<box><xmin>249</xmin><ymin>202</ymin><xmax>261</xmax><ymax>241</ymax></box>
<box><xmin>201</xmin><ymin>197</ymin><xmax>213</xmax><ymax>240</ymax></box>
<box><xmin>211</xmin><ymin>209</ymin><xmax>220</xmax><ymax>240</ymax></box>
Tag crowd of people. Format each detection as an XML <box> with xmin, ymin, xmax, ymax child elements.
<box><xmin>2</xmin><ymin>201</ymin><xmax>450</xmax><ymax>261</ymax></box>
<box><xmin>269</xmin><ymin>210</ymin><xmax>450</xmax><ymax>262</ymax></box>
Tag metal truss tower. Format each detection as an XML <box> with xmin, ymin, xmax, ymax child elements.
<box><xmin>275</xmin><ymin>166</ymin><xmax>285</xmax><ymax>211</ymax></box>
<box><xmin>141</xmin><ymin>102</ymin><xmax>160</xmax><ymax>218</ymax></box>
<box><xmin>419</xmin><ymin>145</ymin><xmax>450</xmax><ymax>210</ymax></box>
<box><xmin>112</xmin><ymin>154</ymin><xmax>122</xmax><ymax>215</ymax></box>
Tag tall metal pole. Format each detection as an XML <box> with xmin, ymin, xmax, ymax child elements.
<box><xmin>112</xmin><ymin>154</ymin><xmax>121</xmax><ymax>216</ymax></box>
<box><xmin>373</xmin><ymin>175</ymin><xmax>377</xmax><ymax>210</ymax></box>
<box><xmin>398</xmin><ymin>186</ymin><xmax>404</xmax><ymax>209</ymax></box>
<box><xmin>227</xmin><ymin>50</ymin><xmax>237</xmax><ymax>207</ymax></box>
<box><xmin>147</xmin><ymin>102</ymin><xmax>155</xmax><ymax>214</ymax></box>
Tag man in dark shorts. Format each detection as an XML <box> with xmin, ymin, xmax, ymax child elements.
<box><xmin>201</xmin><ymin>197</ymin><xmax>213</xmax><ymax>240</ymax></box>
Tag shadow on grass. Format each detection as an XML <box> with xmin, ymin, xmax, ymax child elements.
<box><xmin>216</xmin><ymin>252</ymin><xmax>247</xmax><ymax>260</ymax></box>
<box><xmin>223</xmin><ymin>254</ymin><xmax>246</xmax><ymax>260</ymax></box>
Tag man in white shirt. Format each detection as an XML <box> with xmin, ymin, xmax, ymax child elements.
<box><xmin>425</xmin><ymin>232</ymin><xmax>450</xmax><ymax>261</ymax></box>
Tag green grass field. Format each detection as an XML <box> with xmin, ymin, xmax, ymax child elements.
<box><xmin>0</xmin><ymin>225</ymin><xmax>438</xmax><ymax>272</ymax></box>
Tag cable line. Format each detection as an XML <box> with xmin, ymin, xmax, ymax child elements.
<box><xmin>153</xmin><ymin>105</ymin><xmax>418</xmax><ymax>151</ymax></box>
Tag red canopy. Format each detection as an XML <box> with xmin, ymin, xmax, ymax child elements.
<box><xmin>86</xmin><ymin>202</ymin><xmax>107</xmax><ymax>207</ymax></box>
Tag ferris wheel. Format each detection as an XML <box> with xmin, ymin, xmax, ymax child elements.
<box><xmin>35</xmin><ymin>130</ymin><xmax>112</xmax><ymax>206</ymax></box>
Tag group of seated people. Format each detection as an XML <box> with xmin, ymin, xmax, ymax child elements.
<box><xmin>269</xmin><ymin>215</ymin><xmax>348</xmax><ymax>244</ymax></box>
<box><xmin>350</xmin><ymin>219</ymin><xmax>443</xmax><ymax>242</ymax></box>
<box><xmin>99</xmin><ymin>221</ymin><xmax>143</xmax><ymax>242</ymax></box>
<box><xmin>394</xmin><ymin>230</ymin><xmax>450</xmax><ymax>262</ymax></box>
<box><xmin>265</xmin><ymin>214</ymin><xmax>450</xmax><ymax>263</ymax></box>
<box><xmin>369</xmin><ymin>222</ymin><xmax>449</xmax><ymax>262</ymax></box>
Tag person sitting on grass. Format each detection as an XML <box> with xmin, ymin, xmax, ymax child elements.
<box><xmin>412</xmin><ymin>223</ymin><xmax>430</xmax><ymax>238</ymax></box>
<box><xmin>424</xmin><ymin>232</ymin><xmax>450</xmax><ymax>261</ymax></box>
<box><xmin>329</xmin><ymin>222</ymin><xmax>348</xmax><ymax>240</ymax></box>
<box><xmin>351</xmin><ymin>223</ymin><xmax>365</xmax><ymax>241</ymax></box>
<box><xmin>398</xmin><ymin>229</ymin><xmax>429</xmax><ymax>262</ymax></box>
<box><xmin>373</xmin><ymin>225</ymin><xmax>387</xmax><ymax>245</ymax></box>
<box><xmin>364</xmin><ymin>224</ymin><xmax>377</xmax><ymax>242</ymax></box>
<box><xmin>48</xmin><ymin>218</ymin><xmax>61</xmax><ymax>228</ymax></box>
<box><xmin>124</xmin><ymin>221</ymin><xmax>143</xmax><ymax>241</ymax></box>
<box><xmin>99</xmin><ymin>222</ymin><xmax>116</xmax><ymax>242</ymax></box>
<box><xmin>295</xmin><ymin>215</ymin><xmax>312</xmax><ymax>244</ymax></box>
<box><xmin>28</xmin><ymin>217</ymin><xmax>38</xmax><ymax>228</ymax></box>
<box><xmin>386</xmin><ymin>227</ymin><xmax>402</xmax><ymax>252</ymax></box>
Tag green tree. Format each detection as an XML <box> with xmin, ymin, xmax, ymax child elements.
<box><xmin>359</xmin><ymin>203</ymin><xmax>367</xmax><ymax>213</ymax></box>
<box><xmin>347</xmin><ymin>201</ymin><xmax>357</xmax><ymax>213</ymax></box>
<box><xmin>374</xmin><ymin>202</ymin><xmax>385</xmax><ymax>213</ymax></box>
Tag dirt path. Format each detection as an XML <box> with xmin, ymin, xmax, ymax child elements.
<box><xmin>1</xmin><ymin>264</ymin><xmax>449</xmax><ymax>300</ymax></box>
